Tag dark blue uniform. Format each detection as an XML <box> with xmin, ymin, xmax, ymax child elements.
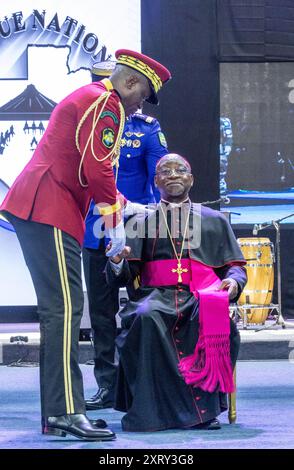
<box><xmin>82</xmin><ymin>114</ymin><xmax>168</xmax><ymax>407</ymax></box>
<box><xmin>84</xmin><ymin>113</ymin><xmax>167</xmax><ymax>249</ymax></box>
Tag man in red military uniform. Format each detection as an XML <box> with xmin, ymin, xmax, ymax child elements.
<box><xmin>0</xmin><ymin>49</ymin><xmax>171</xmax><ymax>441</ymax></box>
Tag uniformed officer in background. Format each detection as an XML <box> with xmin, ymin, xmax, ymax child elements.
<box><xmin>83</xmin><ymin>61</ymin><xmax>168</xmax><ymax>410</ymax></box>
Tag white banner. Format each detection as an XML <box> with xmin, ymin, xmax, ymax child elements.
<box><xmin>0</xmin><ymin>0</ymin><xmax>141</xmax><ymax>305</ymax></box>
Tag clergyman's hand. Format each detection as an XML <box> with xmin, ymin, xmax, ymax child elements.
<box><xmin>217</xmin><ymin>278</ymin><xmax>238</xmax><ymax>300</ymax></box>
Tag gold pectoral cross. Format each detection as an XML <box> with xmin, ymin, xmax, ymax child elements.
<box><xmin>172</xmin><ymin>262</ymin><xmax>188</xmax><ymax>283</ymax></box>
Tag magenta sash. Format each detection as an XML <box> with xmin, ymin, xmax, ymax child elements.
<box><xmin>141</xmin><ymin>259</ymin><xmax>191</xmax><ymax>286</ymax></box>
<box><xmin>141</xmin><ymin>258</ymin><xmax>234</xmax><ymax>394</ymax></box>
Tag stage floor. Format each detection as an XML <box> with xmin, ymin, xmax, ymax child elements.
<box><xmin>0</xmin><ymin>360</ymin><xmax>293</xmax><ymax>449</ymax></box>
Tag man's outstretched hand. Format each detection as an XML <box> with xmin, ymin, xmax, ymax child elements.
<box><xmin>104</xmin><ymin>220</ymin><xmax>126</xmax><ymax>258</ymax></box>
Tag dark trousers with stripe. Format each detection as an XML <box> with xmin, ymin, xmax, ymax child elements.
<box><xmin>82</xmin><ymin>245</ymin><xmax>119</xmax><ymax>394</ymax></box>
<box><xmin>6</xmin><ymin>213</ymin><xmax>86</xmax><ymax>418</ymax></box>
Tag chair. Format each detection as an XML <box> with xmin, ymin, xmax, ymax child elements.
<box><xmin>228</xmin><ymin>367</ymin><xmax>237</xmax><ymax>423</ymax></box>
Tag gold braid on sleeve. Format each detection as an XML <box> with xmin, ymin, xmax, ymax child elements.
<box><xmin>75</xmin><ymin>92</ymin><xmax>125</xmax><ymax>187</ymax></box>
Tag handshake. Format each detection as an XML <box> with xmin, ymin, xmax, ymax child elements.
<box><xmin>104</xmin><ymin>200</ymin><xmax>154</xmax><ymax>258</ymax></box>
<box><xmin>106</xmin><ymin>243</ymin><xmax>131</xmax><ymax>263</ymax></box>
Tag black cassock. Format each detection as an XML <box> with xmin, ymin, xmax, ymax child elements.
<box><xmin>106</xmin><ymin>203</ymin><xmax>247</xmax><ymax>432</ymax></box>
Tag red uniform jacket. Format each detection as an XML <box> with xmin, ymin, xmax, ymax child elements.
<box><xmin>0</xmin><ymin>79</ymin><xmax>124</xmax><ymax>246</ymax></box>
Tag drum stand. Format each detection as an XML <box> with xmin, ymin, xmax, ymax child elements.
<box><xmin>250</xmin><ymin>213</ymin><xmax>294</xmax><ymax>331</ymax></box>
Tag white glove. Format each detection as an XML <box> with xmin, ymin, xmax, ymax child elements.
<box><xmin>123</xmin><ymin>201</ymin><xmax>156</xmax><ymax>217</ymax></box>
<box><xmin>105</xmin><ymin>220</ymin><xmax>126</xmax><ymax>258</ymax></box>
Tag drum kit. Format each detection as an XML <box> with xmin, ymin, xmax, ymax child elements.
<box><xmin>235</xmin><ymin>213</ymin><xmax>294</xmax><ymax>329</ymax></box>
<box><xmin>203</xmin><ymin>197</ymin><xmax>294</xmax><ymax>329</ymax></box>
<box><xmin>236</xmin><ymin>237</ymin><xmax>277</xmax><ymax>327</ymax></box>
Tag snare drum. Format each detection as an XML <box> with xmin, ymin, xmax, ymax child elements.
<box><xmin>237</xmin><ymin>237</ymin><xmax>274</xmax><ymax>324</ymax></box>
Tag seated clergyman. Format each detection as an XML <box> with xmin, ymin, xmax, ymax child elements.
<box><xmin>106</xmin><ymin>153</ymin><xmax>247</xmax><ymax>432</ymax></box>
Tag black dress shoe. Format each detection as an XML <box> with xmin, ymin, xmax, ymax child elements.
<box><xmin>90</xmin><ymin>418</ymin><xmax>107</xmax><ymax>429</ymax></box>
<box><xmin>85</xmin><ymin>388</ymin><xmax>114</xmax><ymax>410</ymax></box>
<box><xmin>42</xmin><ymin>414</ymin><xmax>116</xmax><ymax>441</ymax></box>
<box><xmin>194</xmin><ymin>418</ymin><xmax>221</xmax><ymax>430</ymax></box>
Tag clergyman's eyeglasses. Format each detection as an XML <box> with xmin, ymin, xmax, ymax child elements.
<box><xmin>156</xmin><ymin>168</ymin><xmax>191</xmax><ymax>177</ymax></box>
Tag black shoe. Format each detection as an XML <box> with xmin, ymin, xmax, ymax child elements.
<box><xmin>42</xmin><ymin>414</ymin><xmax>116</xmax><ymax>441</ymax></box>
<box><xmin>194</xmin><ymin>418</ymin><xmax>221</xmax><ymax>430</ymax></box>
<box><xmin>85</xmin><ymin>388</ymin><xmax>114</xmax><ymax>410</ymax></box>
<box><xmin>90</xmin><ymin>418</ymin><xmax>107</xmax><ymax>429</ymax></box>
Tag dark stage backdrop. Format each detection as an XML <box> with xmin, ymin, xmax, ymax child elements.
<box><xmin>141</xmin><ymin>0</ymin><xmax>294</xmax><ymax>317</ymax></box>
<box><xmin>217</xmin><ymin>0</ymin><xmax>294</xmax><ymax>62</ymax></box>
<box><xmin>141</xmin><ymin>0</ymin><xmax>220</xmax><ymax>205</ymax></box>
